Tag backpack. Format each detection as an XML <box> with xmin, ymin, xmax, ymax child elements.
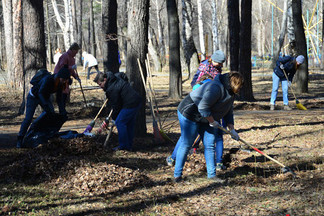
<box><xmin>30</xmin><ymin>69</ymin><xmax>51</xmax><ymax>86</ymax></box>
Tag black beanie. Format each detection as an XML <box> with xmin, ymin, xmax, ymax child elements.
<box><xmin>57</xmin><ymin>66</ymin><xmax>70</xmax><ymax>79</ymax></box>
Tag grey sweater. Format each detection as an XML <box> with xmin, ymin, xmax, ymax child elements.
<box><xmin>178</xmin><ymin>73</ymin><xmax>234</xmax><ymax>125</ymax></box>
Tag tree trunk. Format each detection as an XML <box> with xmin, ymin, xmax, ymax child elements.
<box><xmin>12</xmin><ymin>0</ymin><xmax>24</xmax><ymax>89</ymax></box>
<box><xmin>155</xmin><ymin>0</ymin><xmax>166</xmax><ymax>65</ymax></box>
<box><xmin>90</xmin><ymin>0</ymin><xmax>96</xmax><ymax>57</ymax></box>
<box><xmin>126</xmin><ymin>0</ymin><xmax>149</xmax><ymax>136</ymax></box>
<box><xmin>102</xmin><ymin>0</ymin><xmax>119</xmax><ymax>73</ymax></box>
<box><xmin>181</xmin><ymin>0</ymin><xmax>199</xmax><ymax>79</ymax></box>
<box><xmin>20</xmin><ymin>0</ymin><xmax>46</xmax><ymax>114</ymax></box>
<box><xmin>77</xmin><ymin>0</ymin><xmax>82</xmax><ymax>65</ymax></box>
<box><xmin>45</xmin><ymin>0</ymin><xmax>53</xmax><ymax>69</ymax></box>
<box><xmin>2</xmin><ymin>0</ymin><xmax>14</xmax><ymax>86</ymax></box>
<box><xmin>292</xmin><ymin>0</ymin><xmax>308</xmax><ymax>93</ymax></box>
<box><xmin>197</xmin><ymin>0</ymin><xmax>205</xmax><ymax>60</ymax></box>
<box><xmin>239</xmin><ymin>0</ymin><xmax>254</xmax><ymax>101</ymax></box>
<box><xmin>212</xmin><ymin>0</ymin><xmax>219</xmax><ymax>52</ymax></box>
<box><xmin>271</xmin><ymin>0</ymin><xmax>288</xmax><ymax>68</ymax></box>
<box><xmin>228</xmin><ymin>0</ymin><xmax>240</xmax><ymax>71</ymax></box>
<box><xmin>148</xmin><ymin>30</ymin><xmax>162</xmax><ymax>72</ymax></box>
<box><xmin>322</xmin><ymin>0</ymin><xmax>324</xmax><ymax>70</ymax></box>
<box><xmin>167</xmin><ymin>0</ymin><xmax>182</xmax><ymax>99</ymax></box>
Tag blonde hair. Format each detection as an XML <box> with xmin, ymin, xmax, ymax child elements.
<box><xmin>229</xmin><ymin>71</ymin><xmax>244</xmax><ymax>94</ymax></box>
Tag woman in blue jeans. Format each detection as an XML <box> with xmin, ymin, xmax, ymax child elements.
<box><xmin>270</xmin><ymin>55</ymin><xmax>305</xmax><ymax>110</ymax></box>
<box><xmin>94</xmin><ymin>72</ymin><xmax>142</xmax><ymax>151</ymax></box>
<box><xmin>173</xmin><ymin>72</ymin><xmax>243</xmax><ymax>182</ymax></box>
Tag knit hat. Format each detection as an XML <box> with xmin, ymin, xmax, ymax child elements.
<box><xmin>57</xmin><ymin>66</ymin><xmax>70</xmax><ymax>79</ymax></box>
<box><xmin>296</xmin><ymin>55</ymin><xmax>305</xmax><ymax>64</ymax></box>
<box><xmin>211</xmin><ymin>50</ymin><xmax>226</xmax><ymax>63</ymax></box>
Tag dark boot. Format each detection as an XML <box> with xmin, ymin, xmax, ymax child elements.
<box><xmin>16</xmin><ymin>136</ymin><xmax>23</xmax><ymax>148</ymax></box>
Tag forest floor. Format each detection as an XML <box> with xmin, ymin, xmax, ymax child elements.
<box><xmin>0</xmin><ymin>67</ymin><xmax>323</xmax><ymax>215</ymax></box>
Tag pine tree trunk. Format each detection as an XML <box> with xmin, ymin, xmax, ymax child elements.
<box><xmin>167</xmin><ymin>0</ymin><xmax>182</xmax><ymax>99</ymax></box>
<box><xmin>127</xmin><ymin>0</ymin><xmax>149</xmax><ymax>136</ymax></box>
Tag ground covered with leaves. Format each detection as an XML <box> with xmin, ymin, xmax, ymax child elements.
<box><xmin>0</xmin><ymin>69</ymin><xmax>323</xmax><ymax>215</ymax></box>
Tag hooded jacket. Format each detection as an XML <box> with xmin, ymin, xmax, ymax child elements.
<box><xmin>103</xmin><ymin>72</ymin><xmax>142</xmax><ymax>120</ymax></box>
<box><xmin>178</xmin><ymin>73</ymin><xmax>234</xmax><ymax>125</ymax></box>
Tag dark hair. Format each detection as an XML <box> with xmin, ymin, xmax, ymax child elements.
<box><xmin>93</xmin><ymin>72</ymin><xmax>106</xmax><ymax>83</ymax></box>
<box><xmin>69</xmin><ymin>42</ymin><xmax>80</xmax><ymax>51</ymax></box>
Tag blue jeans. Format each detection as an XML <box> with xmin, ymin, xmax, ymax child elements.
<box><xmin>171</xmin><ymin>127</ymin><xmax>224</xmax><ymax>164</ymax></box>
<box><xmin>115</xmin><ymin>103</ymin><xmax>141</xmax><ymax>150</ymax></box>
<box><xmin>18</xmin><ymin>93</ymin><xmax>54</xmax><ymax>138</ymax></box>
<box><xmin>174</xmin><ymin>111</ymin><xmax>217</xmax><ymax>178</ymax></box>
<box><xmin>270</xmin><ymin>72</ymin><xmax>289</xmax><ymax>105</ymax></box>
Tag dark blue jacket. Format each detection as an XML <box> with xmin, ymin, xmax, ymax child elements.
<box><xmin>31</xmin><ymin>74</ymin><xmax>65</xmax><ymax>114</ymax></box>
<box><xmin>104</xmin><ymin>72</ymin><xmax>142</xmax><ymax>120</ymax></box>
<box><xmin>274</xmin><ymin>56</ymin><xmax>297</xmax><ymax>81</ymax></box>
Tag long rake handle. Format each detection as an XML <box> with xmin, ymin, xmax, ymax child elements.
<box><xmin>94</xmin><ymin>99</ymin><xmax>109</xmax><ymax>121</ymax></box>
<box><xmin>218</xmin><ymin>126</ymin><xmax>287</xmax><ymax>168</ymax></box>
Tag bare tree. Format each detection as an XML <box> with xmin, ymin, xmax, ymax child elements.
<box><xmin>126</xmin><ymin>0</ymin><xmax>149</xmax><ymax>136</ymax></box>
<box><xmin>90</xmin><ymin>0</ymin><xmax>96</xmax><ymax>57</ymax></box>
<box><xmin>51</xmin><ymin>0</ymin><xmax>73</xmax><ymax>51</ymax></box>
<box><xmin>197</xmin><ymin>0</ymin><xmax>205</xmax><ymax>60</ymax></box>
<box><xmin>292</xmin><ymin>0</ymin><xmax>308</xmax><ymax>93</ymax></box>
<box><xmin>228</xmin><ymin>0</ymin><xmax>240</xmax><ymax>71</ymax></box>
<box><xmin>167</xmin><ymin>0</ymin><xmax>182</xmax><ymax>99</ymax></box>
<box><xmin>212</xmin><ymin>0</ymin><xmax>219</xmax><ymax>52</ymax></box>
<box><xmin>102</xmin><ymin>0</ymin><xmax>119</xmax><ymax>73</ymax></box>
<box><xmin>76</xmin><ymin>0</ymin><xmax>82</xmax><ymax>65</ymax></box>
<box><xmin>2</xmin><ymin>0</ymin><xmax>14</xmax><ymax>85</ymax></box>
<box><xmin>181</xmin><ymin>0</ymin><xmax>199</xmax><ymax>79</ymax></box>
<box><xmin>239</xmin><ymin>0</ymin><xmax>254</xmax><ymax>101</ymax></box>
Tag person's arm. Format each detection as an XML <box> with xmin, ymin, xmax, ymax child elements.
<box><xmin>38</xmin><ymin>78</ymin><xmax>54</xmax><ymax>114</ymax></box>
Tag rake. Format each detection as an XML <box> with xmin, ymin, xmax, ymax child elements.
<box><xmin>218</xmin><ymin>125</ymin><xmax>297</xmax><ymax>177</ymax></box>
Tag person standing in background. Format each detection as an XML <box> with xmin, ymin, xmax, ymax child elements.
<box><xmin>54</xmin><ymin>42</ymin><xmax>81</xmax><ymax>108</ymax></box>
<box><xmin>53</xmin><ymin>48</ymin><xmax>62</xmax><ymax>66</ymax></box>
<box><xmin>82</xmin><ymin>51</ymin><xmax>100</xmax><ymax>79</ymax></box>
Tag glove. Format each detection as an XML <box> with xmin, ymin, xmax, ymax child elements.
<box><xmin>209</xmin><ymin>121</ymin><xmax>221</xmax><ymax>128</ymax></box>
<box><xmin>72</xmin><ymin>64</ymin><xmax>77</xmax><ymax>70</ymax></box>
<box><xmin>111</xmin><ymin>120</ymin><xmax>116</xmax><ymax>126</ymax></box>
<box><xmin>279</xmin><ymin>64</ymin><xmax>284</xmax><ymax>70</ymax></box>
<box><xmin>288</xmin><ymin>81</ymin><xmax>292</xmax><ymax>87</ymax></box>
<box><xmin>230</xmin><ymin>129</ymin><xmax>240</xmax><ymax>141</ymax></box>
<box><xmin>76</xmin><ymin>77</ymin><xmax>81</xmax><ymax>83</ymax></box>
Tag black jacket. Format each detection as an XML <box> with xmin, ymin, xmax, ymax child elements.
<box><xmin>104</xmin><ymin>72</ymin><xmax>142</xmax><ymax>120</ymax></box>
<box><xmin>274</xmin><ymin>56</ymin><xmax>297</xmax><ymax>81</ymax></box>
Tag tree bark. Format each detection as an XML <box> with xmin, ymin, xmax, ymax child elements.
<box><xmin>20</xmin><ymin>0</ymin><xmax>46</xmax><ymax>114</ymax></box>
<box><xmin>167</xmin><ymin>0</ymin><xmax>182</xmax><ymax>99</ymax></box>
<box><xmin>102</xmin><ymin>0</ymin><xmax>119</xmax><ymax>73</ymax></box>
<box><xmin>77</xmin><ymin>0</ymin><xmax>83</xmax><ymax>65</ymax></box>
<box><xmin>292</xmin><ymin>0</ymin><xmax>308</xmax><ymax>93</ymax></box>
<box><xmin>239</xmin><ymin>0</ymin><xmax>254</xmax><ymax>101</ymax></box>
<box><xmin>12</xmin><ymin>0</ymin><xmax>24</xmax><ymax>88</ymax></box>
<box><xmin>197</xmin><ymin>0</ymin><xmax>205</xmax><ymax>60</ymax></box>
<box><xmin>90</xmin><ymin>0</ymin><xmax>96</xmax><ymax>57</ymax></box>
<box><xmin>212</xmin><ymin>0</ymin><xmax>219</xmax><ymax>52</ymax></box>
<box><xmin>228</xmin><ymin>0</ymin><xmax>240</xmax><ymax>71</ymax></box>
<box><xmin>126</xmin><ymin>0</ymin><xmax>149</xmax><ymax>136</ymax></box>
<box><xmin>2</xmin><ymin>0</ymin><xmax>14</xmax><ymax>86</ymax></box>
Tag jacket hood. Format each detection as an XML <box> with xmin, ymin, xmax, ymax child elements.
<box><xmin>104</xmin><ymin>72</ymin><xmax>117</xmax><ymax>90</ymax></box>
<box><xmin>218</xmin><ymin>73</ymin><xmax>233</xmax><ymax>95</ymax></box>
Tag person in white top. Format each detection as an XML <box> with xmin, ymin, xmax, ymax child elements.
<box><xmin>82</xmin><ymin>51</ymin><xmax>100</xmax><ymax>79</ymax></box>
<box><xmin>53</xmin><ymin>48</ymin><xmax>62</xmax><ymax>65</ymax></box>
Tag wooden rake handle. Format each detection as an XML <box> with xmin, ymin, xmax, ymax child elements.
<box><xmin>93</xmin><ymin>99</ymin><xmax>109</xmax><ymax>121</ymax></box>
